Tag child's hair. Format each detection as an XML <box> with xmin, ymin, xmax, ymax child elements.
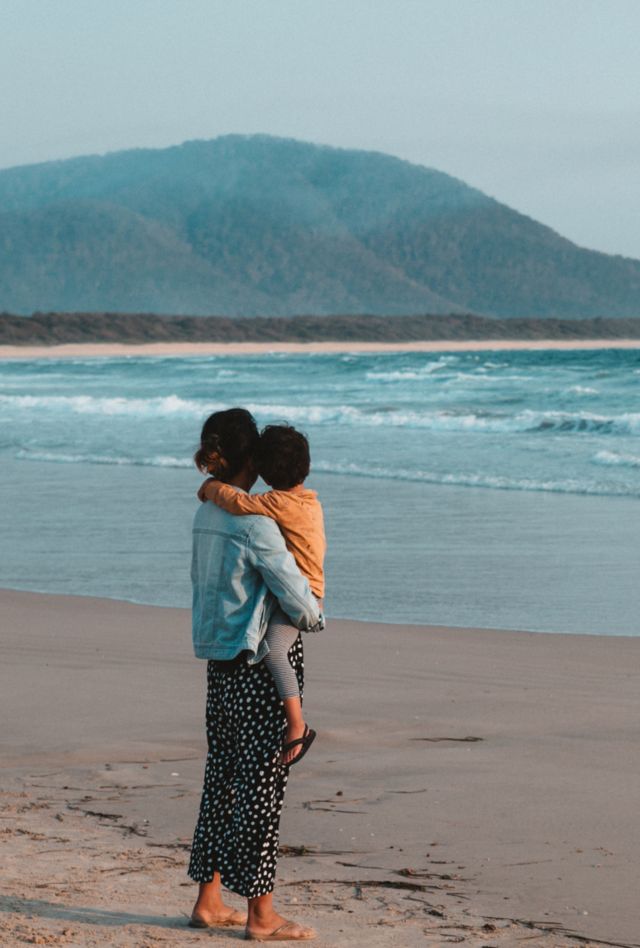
<box><xmin>257</xmin><ymin>425</ymin><xmax>310</xmax><ymax>490</ymax></box>
<box><xmin>194</xmin><ymin>408</ymin><xmax>259</xmax><ymax>480</ymax></box>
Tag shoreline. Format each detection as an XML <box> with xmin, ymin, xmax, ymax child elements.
<box><xmin>2</xmin><ymin>337</ymin><xmax>640</xmax><ymax>359</ymax></box>
<box><xmin>1</xmin><ymin>584</ymin><xmax>635</xmax><ymax>639</ymax></box>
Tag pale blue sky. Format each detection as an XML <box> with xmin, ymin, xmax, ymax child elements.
<box><xmin>2</xmin><ymin>0</ymin><xmax>639</xmax><ymax>256</ymax></box>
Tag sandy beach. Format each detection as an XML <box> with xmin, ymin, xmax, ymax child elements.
<box><xmin>2</xmin><ymin>338</ymin><xmax>640</xmax><ymax>359</ymax></box>
<box><xmin>2</xmin><ymin>590</ymin><xmax>639</xmax><ymax>947</ymax></box>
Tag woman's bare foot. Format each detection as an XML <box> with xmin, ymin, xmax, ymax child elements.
<box><xmin>189</xmin><ymin>905</ymin><xmax>247</xmax><ymax>928</ymax></box>
<box><xmin>247</xmin><ymin>893</ymin><xmax>316</xmax><ymax>941</ymax></box>
<box><xmin>247</xmin><ymin>902</ymin><xmax>315</xmax><ymax>940</ymax></box>
<box><xmin>190</xmin><ymin>876</ymin><xmax>247</xmax><ymax>928</ymax></box>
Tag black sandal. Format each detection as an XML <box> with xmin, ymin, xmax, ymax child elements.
<box><xmin>282</xmin><ymin>725</ymin><xmax>316</xmax><ymax>766</ymax></box>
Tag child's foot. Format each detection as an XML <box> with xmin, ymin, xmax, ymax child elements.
<box><xmin>282</xmin><ymin>723</ymin><xmax>316</xmax><ymax>766</ymax></box>
<box><xmin>282</xmin><ymin>721</ymin><xmax>307</xmax><ymax>765</ymax></box>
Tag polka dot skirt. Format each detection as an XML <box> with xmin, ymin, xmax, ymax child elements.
<box><xmin>188</xmin><ymin>635</ymin><xmax>304</xmax><ymax>898</ymax></box>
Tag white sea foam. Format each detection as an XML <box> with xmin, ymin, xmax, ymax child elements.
<box><xmin>592</xmin><ymin>450</ymin><xmax>640</xmax><ymax>469</ymax></box>
<box><xmin>365</xmin><ymin>370</ymin><xmax>430</xmax><ymax>381</ymax></box>
<box><xmin>0</xmin><ymin>393</ymin><xmax>219</xmax><ymax>417</ymax></box>
<box><xmin>257</xmin><ymin>405</ymin><xmax>640</xmax><ymax>434</ymax></box>
<box><xmin>3</xmin><ymin>393</ymin><xmax>640</xmax><ymax>435</ymax></box>
<box><xmin>567</xmin><ymin>385</ymin><xmax>599</xmax><ymax>395</ymax></box>
<box><xmin>449</xmin><ymin>372</ymin><xmax>534</xmax><ymax>382</ymax></box>
<box><xmin>365</xmin><ymin>356</ymin><xmax>456</xmax><ymax>380</ymax></box>
<box><xmin>13</xmin><ymin>445</ymin><xmax>640</xmax><ymax>497</ymax></box>
<box><xmin>313</xmin><ymin>460</ymin><xmax>639</xmax><ymax>497</ymax></box>
<box><xmin>16</xmin><ymin>449</ymin><xmax>192</xmax><ymax>468</ymax></box>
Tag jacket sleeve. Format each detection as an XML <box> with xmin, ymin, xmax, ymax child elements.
<box><xmin>210</xmin><ymin>482</ymin><xmax>281</xmax><ymax>519</ymax></box>
<box><xmin>247</xmin><ymin>517</ymin><xmax>323</xmax><ymax>631</ymax></box>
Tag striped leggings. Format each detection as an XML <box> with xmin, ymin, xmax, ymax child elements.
<box><xmin>264</xmin><ymin>600</ymin><xmax>321</xmax><ymax>700</ymax></box>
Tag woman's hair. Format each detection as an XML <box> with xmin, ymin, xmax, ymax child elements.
<box><xmin>257</xmin><ymin>424</ymin><xmax>310</xmax><ymax>490</ymax></box>
<box><xmin>194</xmin><ymin>408</ymin><xmax>259</xmax><ymax>481</ymax></box>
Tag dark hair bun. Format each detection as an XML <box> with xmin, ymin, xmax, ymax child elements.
<box><xmin>194</xmin><ymin>432</ymin><xmax>228</xmax><ymax>477</ymax></box>
<box><xmin>194</xmin><ymin>408</ymin><xmax>259</xmax><ymax>480</ymax></box>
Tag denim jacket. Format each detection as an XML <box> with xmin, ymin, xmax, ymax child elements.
<box><xmin>191</xmin><ymin>490</ymin><xmax>323</xmax><ymax>662</ymax></box>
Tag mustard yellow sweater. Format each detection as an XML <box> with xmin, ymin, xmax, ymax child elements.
<box><xmin>206</xmin><ymin>482</ymin><xmax>326</xmax><ymax>599</ymax></box>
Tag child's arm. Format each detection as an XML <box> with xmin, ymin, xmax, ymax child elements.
<box><xmin>202</xmin><ymin>479</ymin><xmax>283</xmax><ymax>519</ymax></box>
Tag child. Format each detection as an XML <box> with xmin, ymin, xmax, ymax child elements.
<box><xmin>198</xmin><ymin>424</ymin><xmax>326</xmax><ymax>766</ymax></box>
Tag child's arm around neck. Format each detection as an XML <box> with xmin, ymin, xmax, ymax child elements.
<box><xmin>201</xmin><ymin>478</ymin><xmax>286</xmax><ymax>520</ymax></box>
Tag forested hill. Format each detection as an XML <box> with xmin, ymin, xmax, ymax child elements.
<box><xmin>3</xmin><ymin>312</ymin><xmax>640</xmax><ymax>346</ymax></box>
<box><xmin>1</xmin><ymin>134</ymin><xmax>639</xmax><ymax>318</ymax></box>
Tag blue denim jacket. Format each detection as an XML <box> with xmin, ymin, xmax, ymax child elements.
<box><xmin>191</xmin><ymin>491</ymin><xmax>322</xmax><ymax>662</ymax></box>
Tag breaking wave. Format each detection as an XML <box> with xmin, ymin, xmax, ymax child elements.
<box><xmin>3</xmin><ymin>393</ymin><xmax>639</xmax><ymax>436</ymax></box>
<box><xmin>592</xmin><ymin>450</ymin><xmax>640</xmax><ymax>469</ymax></box>
<box><xmin>365</xmin><ymin>356</ymin><xmax>457</xmax><ymax>380</ymax></box>
<box><xmin>0</xmin><ymin>393</ymin><xmax>216</xmax><ymax>417</ymax></box>
<box><xmin>313</xmin><ymin>461</ymin><xmax>640</xmax><ymax>498</ymax></box>
<box><xmin>16</xmin><ymin>449</ymin><xmax>192</xmax><ymax>468</ymax></box>
<box><xmin>15</xmin><ymin>448</ymin><xmax>638</xmax><ymax>496</ymax></box>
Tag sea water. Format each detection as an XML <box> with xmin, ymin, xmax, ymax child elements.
<box><xmin>1</xmin><ymin>348</ymin><xmax>638</xmax><ymax>634</ymax></box>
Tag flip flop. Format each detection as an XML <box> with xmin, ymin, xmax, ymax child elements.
<box><xmin>188</xmin><ymin>908</ymin><xmax>247</xmax><ymax>928</ymax></box>
<box><xmin>282</xmin><ymin>725</ymin><xmax>316</xmax><ymax>767</ymax></box>
<box><xmin>245</xmin><ymin>920</ymin><xmax>316</xmax><ymax>941</ymax></box>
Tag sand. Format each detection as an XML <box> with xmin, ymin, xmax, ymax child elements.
<box><xmin>2</xmin><ymin>589</ymin><xmax>639</xmax><ymax>948</ymax></box>
<box><xmin>2</xmin><ymin>338</ymin><xmax>640</xmax><ymax>359</ymax></box>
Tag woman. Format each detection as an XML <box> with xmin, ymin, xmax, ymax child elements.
<box><xmin>188</xmin><ymin>408</ymin><xmax>322</xmax><ymax>942</ymax></box>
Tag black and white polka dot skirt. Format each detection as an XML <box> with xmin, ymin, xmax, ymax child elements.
<box><xmin>188</xmin><ymin>635</ymin><xmax>304</xmax><ymax>898</ymax></box>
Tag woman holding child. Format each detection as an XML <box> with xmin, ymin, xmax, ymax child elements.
<box><xmin>187</xmin><ymin>408</ymin><xmax>326</xmax><ymax>942</ymax></box>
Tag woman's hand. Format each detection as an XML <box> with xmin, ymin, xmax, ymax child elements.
<box><xmin>197</xmin><ymin>477</ymin><xmax>219</xmax><ymax>503</ymax></box>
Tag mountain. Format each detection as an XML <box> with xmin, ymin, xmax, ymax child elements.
<box><xmin>1</xmin><ymin>134</ymin><xmax>639</xmax><ymax>317</ymax></box>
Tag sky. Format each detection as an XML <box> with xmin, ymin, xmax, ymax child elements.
<box><xmin>2</xmin><ymin>0</ymin><xmax>639</xmax><ymax>257</ymax></box>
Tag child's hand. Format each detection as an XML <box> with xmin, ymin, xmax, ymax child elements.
<box><xmin>197</xmin><ymin>477</ymin><xmax>219</xmax><ymax>503</ymax></box>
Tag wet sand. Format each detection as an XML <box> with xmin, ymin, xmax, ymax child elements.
<box><xmin>2</xmin><ymin>589</ymin><xmax>639</xmax><ymax>947</ymax></box>
<box><xmin>2</xmin><ymin>338</ymin><xmax>640</xmax><ymax>359</ymax></box>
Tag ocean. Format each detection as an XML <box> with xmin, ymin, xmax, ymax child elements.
<box><xmin>1</xmin><ymin>347</ymin><xmax>638</xmax><ymax>634</ymax></box>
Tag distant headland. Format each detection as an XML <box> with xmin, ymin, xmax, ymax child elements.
<box><xmin>1</xmin><ymin>312</ymin><xmax>640</xmax><ymax>358</ymax></box>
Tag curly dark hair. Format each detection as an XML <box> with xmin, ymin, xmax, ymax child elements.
<box><xmin>257</xmin><ymin>424</ymin><xmax>310</xmax><ymax>490</ymax></box>
<box><xmin>194</xmin><ymin>408</ymin><xmax>259</xmax><ymax>481</ymax></box>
